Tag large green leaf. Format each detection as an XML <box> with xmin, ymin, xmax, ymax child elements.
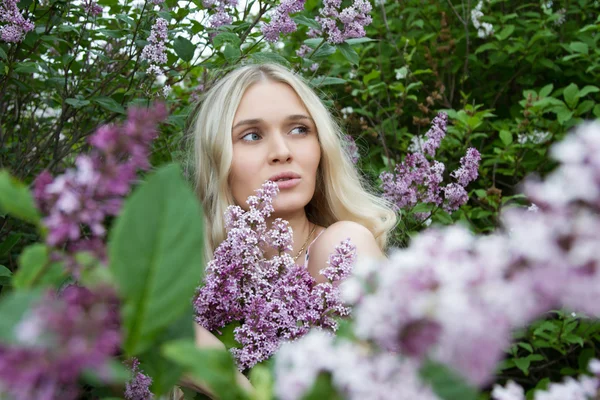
<box><xmin>337</xmin><ymin>43</ymin><xmax>359</xmax><ymax>66</ymax></box>
<box><xmin>174</xmin><ymin>36</ymin><xmax>195</xmax><ymax>62</ymax></box>
<box><xmin>162</xmin><ymin>340</ymin><xmax>248</xmax><ymax>400</ymax></box>
<box><xmin>13</xmin><ymin>244</ymin><xmax>66</xmax><ymax>289</ymax></box>
<box><xmin>108</xmin><ymin>164</ymin><xmax>204</xmax><ymax>355</ymax></box>
<box><xmin>0</xmin><ymin>170</ymin><xmax>41</xmax><ymax>225</ymax></box>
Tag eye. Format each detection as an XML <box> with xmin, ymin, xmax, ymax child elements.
<box><xmin>290</xmin><ymin>126</ymin><xmax>309</xmax><ymax>135</ymax></box>
<box><xmin>241</xmin><ymin>132</ymin><xmax>261</xmax><ymax>142</ymax></box>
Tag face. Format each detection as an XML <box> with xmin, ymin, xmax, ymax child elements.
<box><xmin>229</xmin><ymin>80</ymin><xmax>321</xmax><ymax>216</ymax></box>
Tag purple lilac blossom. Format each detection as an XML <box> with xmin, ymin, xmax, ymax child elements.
<box><xmin>125</xmin><ymin>358</ymin><xmax>154</xmax><ymax>400</ymax></box>
<box><xmin>0</xmin><ymin>0</ymin><xmax>34</xmax><ymax>43</ymax></box>
<box><xmin>204</xmin><ymin>0</ymin><xmax>238</xmax><ymax>29</ymax></box>
<box><xmin>83</xmin><ymin>0</ymin><xmax>103</xmax><ymax>16</ymax></box>
<box><xmin>194</xmin><ymin>181</ymin><xmax>357</xmax><ymax>370</ymax></box>
<box><xmin>274</xmin><ymin>330</ymin><xmax>440</xmax><ymax>400</ymax></box>
<box><xmin>0</xmin><ymin>285</ymin><xmax>121</xmax><ymax>400</ymax></box>
<box><xmin>141</xmin><ymin>18</ymin><xmax>168</xmax><ymax>75</ymax></box>
<box><xmin>380</xmin><ymin>112</ymin><xmax>480</xmax><ymax>215</ymax></box>
<box><xmin>262</xmin><ymin>0</ymin><xmax>305</xmax><ymax>42</ymax></box>
<box><xmin>33</xmin><ymin>103</ymin><xmax>167</xmax><ymax>273</ymax></box>
<box><xmin>313</xmin><ymin>0</ymin><xmax>372</xmax><ymax>44</ymax></box>
<box><xmin>343</xmin><ymin>134</ymin><xmax>359</xmax><ymax>164</ymax></box>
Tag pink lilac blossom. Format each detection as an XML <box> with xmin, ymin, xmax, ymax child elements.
<box><xmin>203</xmin><ymin>0</ymin><xmax>238</xmax><ymax>29</ymax></box>
<box><xmin>296</xmin><ymin>44</ymin><xmax>311</xmax><ymax>58</ymax></box>
<box><xmin>125</xmin><ymin>358</ymin><xmax>154</xmax><ymax>400</ymax></box>
<box><xmin>0</xmin><ymin>285</ymin><xmax>121</xmax><ymax>400</ymax></box>
<box><xmin>310</xmin><ymin>0</ymin><xmax>372</xmax><ymax>44</ymax></box>
<box><xmin>33</xmin><ymin>103</ymin><xmax>167</xmax><ymax>273</ymax></box>
<box><xmin>83</xmin><ymin>0</ymin><xmax>103</xmax><ymax>16</ymax></box>
<box><xmin>194</xmin><ymin>181</ymin><xmax>356</xmax><ymax>370</ymax></box>
<box><xmin>0</xmin><ymin>0</ymin><xmax>34</xmax><ymax>43</ymax></box>
<box><xmin>274</xmin><ymin>330</ymin><xmax>440</xmax><ymax>400</ymax></box>
<box><xmin>262</xmin><ymin>0</ymin><xmax>305</xmax><ymax>42</ymax></box>
<box><xmin>141</xmin><ymin>18</ymin><xmax>168</xmax><ymax>75</ymax></box>
<box><xmin>380</xmin><ymin>112</ymin><xmax>480</xmax><ymax>215</ymax></box>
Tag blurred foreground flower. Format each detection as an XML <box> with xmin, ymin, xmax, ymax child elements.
<box><xmin>194</xmin><ymin>181</ymin><xmax>356</xmax><ymax>370</ymax></box>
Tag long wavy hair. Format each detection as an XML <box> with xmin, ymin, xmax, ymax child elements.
<box><xmin>186</xmin><ymin>63</ymin><xmax>397</xmax><ymax>264</ymax></box>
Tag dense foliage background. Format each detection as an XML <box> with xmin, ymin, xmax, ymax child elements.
<box><xmin>1</xmin><ymin>0</ymin><xmax>600</xmax><ymax>398</ymax></box>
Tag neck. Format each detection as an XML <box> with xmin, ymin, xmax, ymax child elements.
<box><xmin>265</xmin><ymin>209</ymin><xmax>312</xmax><ymax>259</ymax></box>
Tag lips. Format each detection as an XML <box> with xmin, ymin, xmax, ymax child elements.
<box><xmin>269</xmin><ymin>172</ymin><xmax>301</xmax><ymax>182</ymax></box>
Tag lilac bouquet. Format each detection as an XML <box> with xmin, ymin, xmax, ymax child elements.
<box><xmin>194</xmin><ymin>181</ymin><xmax>356</xmax><ymax>370</ymax></box>
<box><xmin>380</xmin><ymin>112</ymin><xmax>481</xmax><ymax>219</ymax></box>
<box><xmin>275</xmin><ymin>121</ymin><xmax>600</xmax><ymax>399</ymax></box>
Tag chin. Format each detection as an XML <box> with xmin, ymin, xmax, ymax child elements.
<box><xmin>272</xmin><ymin>194</ymin><xmax>312</xmax><ymax>216</ymax></box>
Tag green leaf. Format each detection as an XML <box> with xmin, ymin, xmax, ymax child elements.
<box><xmin>293</xmin><ymin>15</ymin><xmax>321</xmax><ymax>30</ymax></box>
<box><xmin>93</xmin><ymin>97</ymin><xmax>126</xmax><ymax>114</ymax></box>
<box><xmin>593</xmin><ymin>104</ymin><xmax>600</xmax><ymax>118</ymax></box>
<box><xmin>65</xmin><ymin>98</ymin><xmax>91</xmax><ymax>108</ymax></box>
<box><xmin>0</xmin><ymin>264</ymin><xmax>12</xmax><ymax>286</ymax></box>
<box><xmin>496</xmin><ymin>25</ymin><xmax>515</xmax><ymax>41</ymax></box>
<box><xmin>108</xmin><ymin>164</ymin><xmax>204</xmax><ymax>356</ymax></box>
<box><xmin>223</xmin><ymin>43</ymin><xmax>241</xmax><ymax>62</ymax></box>
<box><xmin>0</xmin><ymin>232</ymin><xmax>22</xmax><ymax>257</ymax></box>
<box><xmin>303</xmin><ymin>38</ymin><xmax>323</xmax><ymax>48</ymax></box>
<box><xmin>14</xmin><ymin>62</ymin><xmax>38</xmax><ymax>73</ymax></box>
<box><xmin>363</xmin><ymin>69</ymin><xmax>380</xmax><ymax>85</ymax></box>
<box><xmin>474</xmin><ymin>42</ymin><xmax>497</xmax><ymax>54</ymax></box>
<box><xmin>310</xmin><ymin>77</ymin><xmax>346</xmax><ymax>86</ymax></box>
<box><xmin>250</xmin><ymin>52</ymin><xmax>289</xmax><ymax>66</ymax></box>
<box><xmin>578</xmin><ymin>85</ymin><xmax>599</xmax><ymax>98</ymax></box>
<box><xmin>212</xmin><ymin>32</ymin><xmax>241</xmax><ymax>48</ymax></box>
<box><xmin>302</xmin><ymin>373</ymin><xmax>340</xmax><ymax>400</ymax></box>
<box><xmin>569</xmin><ymin>41</ymin><xmax>589</xmax><ymax>54</ymax></box>
<box><xmin>13</xmin><ymin>244</ymin><xmax>65</xmax><ymax>289</ymax></box>
<box><xmin>249</xmin><ymin>363</ymin><xmax>274</xmax><ymax>400</ymax></box>
<box><xmin>556</xmin><ymin>107</ymin><xmax>574</xmax><ymax>124</ymax></box>
<box><xmin>0</xmin><ymin>289</ymin><xmax>43</xmax><ymax>344</ymax></box>
<box><xmin>0</xmin><ymin>47</ymin><xmax>7</xmax><ymax>60</ymax></box>
<box><xmin>0</xmin><ymin>170</ymin><xmax>41</xmax><ymax>225</ymax></box>
<box><xmin>499</xmin><ymin>130</ymin><xmax>513</xmax><ymax>146</ymax></box>
<box><xmin>412</xmin><ymin>203</ymin><xmax>434</xmax><ymax>213</ymax></box>
<box><xmin>312</xmin><ymin>43</ymin><xmax>336</xmax><ymax>60</ymax></box>
<box><xmin>216</xmin><ymin>321</ymin><xmax>242</xmax><ymax>350</ymax></box>
<box><xmin>514</xmin><ymin>357</ymin><xmax>531</xmax><ymax>375</ymax></box>
<box><xmin>419</xmin><ymin>359</ymin><xmax>478</xmax><ymax>400</ymax></box>
<box><xmin>539</xmin><ymin>83</ymin><xmax>554</xmax><ymax>98</ymax></box>
<box><xmin>337</xmin><ymin>42</ymin><xmax>359</xmax><ymax>66</ymax></box>
<box><xmin>173</xmin><ymin>36</ymin><xmax>195</xmax><ymax>62</ymax></box>
<box><xmin>162</xmin><ymin>340</ymin><xmax>248</xmax><ymax>399</ymax></box>
<box><xmin>563</xmin><ymin>83</ymin><xmax>579</xmax><ymax>109</ymax></box>
<box><xmin>345</xmin><ymin>37</ymin><xmax>375</xmax><ymax>45</ymax></box>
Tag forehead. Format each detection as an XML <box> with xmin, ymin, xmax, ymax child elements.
<box><xmin>233</xmin><ymin>80</ymin><xmax>309</xmax><ymax>123</ymax></box>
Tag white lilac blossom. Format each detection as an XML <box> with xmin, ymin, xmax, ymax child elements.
<box><xmin>471</xmin><ymin>0</ymin><xmax>494</xmax><ymax>38</ymax></box>
<box><xmin>380</xmin><ymin>112</ymin><xmax>481</xmax><ymax>215</ymax></box>
<box><xmin>141</xmin><ymin>18</ymin><xmax>168</xmax><ymax>75</ymax></box>
<box><xmin>0</xmin><ymin>0</ymin><xmax>34</xmax><ymax>43</ymax></box>
<box><xmin>275</xmin><ymin>330</ymin><xmax>439</xmax><ymax>400</ymax></box>
<box><xmin>194</xmin><ymin>181</ymin><xmax>356</xmax><ymax>370</ymax></box>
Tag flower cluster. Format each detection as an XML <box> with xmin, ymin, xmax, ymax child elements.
<box><xmin>83</xmin><ymin>0</ymin><xmax>102</xmax><ymax>17</ymax></box>
<box><xmin>262</xmin><ymin>0</ymin><xmax>305</xmax><ymax>42</ymax></box>
<box><xmin>275</xmin><ymin>121</ymin><xmax>600</xmax><ymax>397</ymax></box>
<box><xmin>343</xmin><ymin>134</ymin><xmax>359</xmax><ymax>164</ymax></box>
<box><xmin>194</xmin><ymin>181</ymin><xmax>356</xmax><ymax>370</ymax></box>
<box><xmin>275</xmin><ymin>331</ymin><xmax>438</xmax><ymax>400</ymax></box>
<box><xmin>125</xmin><ymin>358</ymin><xmax>154</xmax><ymax>400</ymax></box>
<box><xmin>0</xmin><ymin>0</ymin><xmax>34</xmax><ymax>43</ymax></box>
<box><xmin>492</xmin><ymin>358</ymin><xmax>600</xmax><ymax>400</ymax></box>
<box><xmin>310</xmin><ymin>0</ymin><xmax>373</xmax><ymax>44</ymax></box>
<box><xmin>471</xmin><ymin>0</ymin><xmax>494</xmax><ymax>38</ymax></box>
<box><xmin>380</xmin><ymin>112</ymin><xmax>481</xmax><ymax>215</ymax></box>
<box><xmin>141</xmin><ymin>18</ymin><xmax>168</xmax><ymax>75</ymax></box>
<box><xmin>203</xmin><ymin>0</ymin><xmax>238</xmax><ymax>29</ymax></box>
<box><xmin>33</xmin><ymin>103</ymin><xmax>167</xmax><ymax>271</ymax></box>
<box><xmin>0</xmin><ymin>285</ymin><xmax>121</xmax><ymax>400</ymax></box>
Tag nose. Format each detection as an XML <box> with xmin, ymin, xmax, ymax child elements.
<box><xmin>268</xmin><ymin>132</ymin><xmax>292</xmax><ymax>164</ymax></box>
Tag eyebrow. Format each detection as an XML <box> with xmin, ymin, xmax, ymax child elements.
<box><xmin>232</xmin><ymin>114</ymin><xmax>313</xmax><ymax>129</ymax></box>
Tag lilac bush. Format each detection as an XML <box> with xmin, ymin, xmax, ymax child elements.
<box><xmin>0</xmin><ymin>285</ymin><xmax>121</xmax><ymax>400</ymax></box>
<box><xmin>33</xmin><ymin>103</ymin><xmax>167</xmax><ymax>273</ymax></box>
<box><xmin>275</xmin><ymin>121</ymin><xmax>600</xmax><ymax>398</ymax></box>
<box><xmin>380</xmin><ymin>112</ymin><xmax>481</xmax><ymax>216</ymax></box>
<box><xmin>194</xmin><ymin>181</ymin><xmax>356</xmax><ymax>370</ymax></box>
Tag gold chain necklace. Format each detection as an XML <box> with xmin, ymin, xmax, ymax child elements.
<box><xmin>293</xmin><ymin>223</ymin><xmax>317</xmax><ymax>262</ymax></box>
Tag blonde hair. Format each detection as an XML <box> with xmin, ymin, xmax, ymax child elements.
<box><xmin>187</xmin><ymin>63</ymin><xmax>397</xmax><ymax>264</ymax></box>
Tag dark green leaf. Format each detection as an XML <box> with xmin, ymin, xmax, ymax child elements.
<box><xmin>337</xmin><ymin>42</ymin><xmax>359</xmax><ymax>66</ymax></box>
<box><xmin>65</xmin><ymin>98</ymin><xmax>91</xmax><ymax>108</ymax></box>
<box><xmin>0</xmin><ymin>264</ymin><xmax>11</xmax><ymax>286</ymax></box>
<box><xmin>419</xmin><ymin>359</ymin><xmax>478</xmax><ymax>400</ymax></box>
<box><xmin>174</xmin><ymin>36</ymin><xmax>195</xmax><ymax>62</ymax></box>
<box><xmin>563</xmin><ymin>83</ymin><xmax>579</xmax><ymax>109</ymax></box>
<box><xmin>212</xmin><ymin>32</ymin><xmax>241</xmax><ymax>48</ymax></box>
<box><xmin>345</xmin><ymin>37</ymin><xmax>375</xmax><ymax>45</ymax></box>
<box><xmin>578</xmin><ymin>85</ymin><xmax>599</xmax><ymax>98</ymax></box>
<box><xmin>310</xmin><ymin>77</ymin><xmax>346</xmax><ymax>86</ymax></box>
<box><xmin>0</xmin><ymin>233</ymin><xmax>22</xmax><ymax>257</ymax></box>
<box><xmin>109</xmin><ymin>164</ymin><xmax>204</xmax><ymax>355</ymax></box>
<box><xmin>312</xmin><ymin>43</ymin><xmax>336</xmax><ymax>60</ymax></box>
<box><xmin>162</xmin><ymin>340</ymin><xmax>248</xmax><ymax>399</ymax></box>
<box><xmin>293</xmin><ymin>15</ymin><xmax>320</xmax><ymax>30</ymax></box>
<box><xmin>539</xmin><ymin>83</ymin><xmax>554</xmax><ymax>98</ymax></box>
<box><xmin>0</xmin><ymin>170</ymin><xmax>41</xmax><ymax>225</ymax></box>
<box><xmin>13</xmin><ymin>244</ymin><xmax>65</xmax><ymax>289</ymax></box>
<box><xmin>496</xmin><ymin>25</ymin><xmax>515</xmax><ymax>41</ymax></box>
<box><xmin>250</xmin><ymin>52</ymin><xmax>289</xmax><ymax>66</ymax></box>
<box><xmin>569</xmin><ymin>41</ymin><xmax>589</xmax><ymax>54</ymax></box>
<box><xmin>514</xmin><ymin>357</ymin><xmax>531</xmax><ymax>375</ymax></box>
<box><xmin>499</xmin><ymin>130</ymin><xmax>513</xmax><ymax>146</ymax></box>
<box><xmin>93</xmin><ymin>97</ymin><xmax>126</xmax><ymax>114</ymax></box>
<box><xmin>302</xmin><ymin>373</ymin><xmax>341</xmax><ymax>400</ymax></box>
<box><xmin>0</xmin><ymin>47</ymin><xmax>6</xmax><ymax>60</ymax></box>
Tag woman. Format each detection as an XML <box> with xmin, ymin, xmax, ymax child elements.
<box><xmin>184</xmin><ymin>62</ymin><xmax>396</xmax><ymax>396</ymax></box>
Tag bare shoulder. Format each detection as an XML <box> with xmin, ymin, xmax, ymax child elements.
<box><xmin>307</xmin><ymin>221</ymin><xmax>384</xmax><ymax>283</ymax></box>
